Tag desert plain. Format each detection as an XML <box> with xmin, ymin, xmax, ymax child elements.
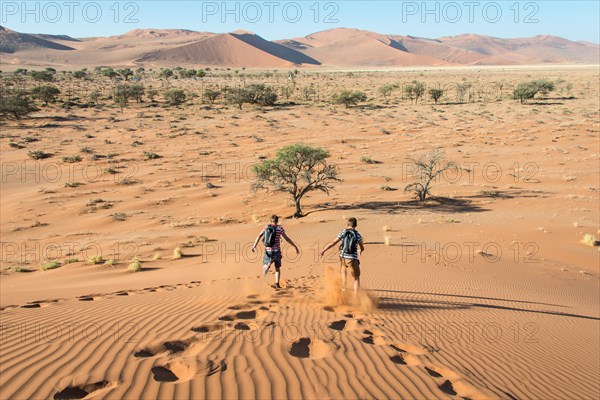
<box><xmin>0</xmin><ymin>64</ymin><xmax>599</xmax><ymax>400</ymax></box>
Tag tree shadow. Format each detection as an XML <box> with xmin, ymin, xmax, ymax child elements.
<box><xmin>525</xmin><ymin>101</ymin><xmax>564</xmax><ymax>106</ymax></box>
<box><xmin>467</xmin><ymin>189</ymin><xmax>550</xmax><ymax>200</ymax></box>
<box><xmin>371</xmin><ymin>290</ymin><xmax>600</xmax><ymax>321</ymax></box>
<box><xmin>313</xmin><ymin>197</ymin><xmax>489</xmax><ymax>215</ymax></box>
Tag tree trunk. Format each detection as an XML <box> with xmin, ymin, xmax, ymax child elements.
<box><xmin>293</xmin><ymin>198</ymin><xmax>303</xmax><ymax>218</ymax></box>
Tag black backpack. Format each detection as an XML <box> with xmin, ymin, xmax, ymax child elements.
<box><xmin>340</xmin><ymin>229</ymin><xmax>358</xmax><ymax>254</ymax></box>
<box><xmin>264</xmin><ymin>225</ymin><xmax>277</xmax><ymax>247</ymax></box>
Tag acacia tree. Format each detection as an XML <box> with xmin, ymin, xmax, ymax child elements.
<box><xmin>429</xmin><ymin>88</ymin><xmax>443</xmax><ymax>104</ymax></box>
<box><xmin>378</xmin><ymin>84</ymin><xmax>398</xmax><ymax>103</ymax></box>
<box><xmin>0</xmin><ymin>90</ymin><xmax>38</xmax><ymax>119</ymax></box>
<box><xmin>332</xmin><ymin>90</ymin><xmax>367</xmax><ymax>108</ymax></box>
<box><xmin>404</xmin><ymin>80</ymin><xmax>425</xmax><ymax>104</ymax></box>
<box><xmin>252</xmin><ymin>144</ymin><xmax>341</xmax><ymax>217</ymax></box>
<box><xmin>404</xmin><ymin>148</ymin><xmax>457</xmax><ymax>201</ymax></box>
<box><xmin>513</xmin><ymin>80</ymin><xmax>555</xmax><ymax>104</ymax></box>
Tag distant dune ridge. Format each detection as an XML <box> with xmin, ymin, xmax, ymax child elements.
<box><xmin>0</xmin><ymin>26</ymin><xmax>598</xmax><ymax>67</ymax></box>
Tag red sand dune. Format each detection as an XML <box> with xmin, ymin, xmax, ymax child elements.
<box><xmin>0</xmin><ymin>26</ymin><xmax>598</xmax><ymax>68</ymax></box>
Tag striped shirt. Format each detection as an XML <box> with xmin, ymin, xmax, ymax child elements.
<box><xmin>264</xmin><ymin>224</ymin><xmax>285</xmax><ymax>252</ymax></box>
<box><xmin>338</xmin><ymin>229</ymin><xmax>363</xmax><ymax>259</ymax></box>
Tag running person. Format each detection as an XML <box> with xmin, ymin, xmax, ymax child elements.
<box><xmin>252</xmin><ymin>215</ymin><xmax>299</xmax><ymax>288</ymax></box>
<box><xmin>320</xmin><ymin>217</ymin><xmax>364</xmax><ymax>294</ymax></box>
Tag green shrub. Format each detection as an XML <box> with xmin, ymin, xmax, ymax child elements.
<box><xmin>30</xmin><ymin>70</ymin><xmax>54</xmax><ymax>82</ymax></box>
<box><xmin>143</xmin><ymin>151</ymin><xmax>161</xmax><ymax>160</ymax></box>
<box><xmin>513</xmin><ymin>80</ymin><xmax>555</xmax><ymax>104</ymax></box>
<box><xmin>164</xmin><ymin>89</ymin><xmax>186</xmax><ymax>106</ymax></box>
<box><xmin>28</xmin><ymin>150</ymin><xmax>50</xmax><ymax>160</ymax></box>
<box><xmin>1</xmin><ymin>90</ymin><xmax>38</xmax><ymax>119</ymax></box>
<box><xmin>87</xmin><ymin>255</ymin><xmax>103</xmax><ymax>265</ymax></box>
<box><xmin>332</xmin><ymin>90</ymin><xmax>367</xmax><ymax>108</ymax></box>
<box><xmin>128</xmin><ymin>259</ymin><xmax>142</xmax><ymax>272</ymax></box>
<box><xmin>62</xmin><ymin>155</ymin><xmax>82</xmax><ymax>163</ymax></box>
<box><xmin>429</xmin><ymin>88</ymin><xmax>444</xmax><ymax>104</ymax></box>
<box><xmin>40</xmin><ymin>260</ymin><xmax>61</xmax><ymax>270</ymax></box>
<box><xmin>30</xmin><ymin>85</ymin><xmax>60</xmax><ymax>104</ymax></box>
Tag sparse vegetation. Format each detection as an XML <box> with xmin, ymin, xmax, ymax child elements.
<box><xmin>429</xmin><ymin>88</ymin><xmax>444</xmax><ymax>104</ymax></box>
<box><xmin>30</xmin><ymin>85</ymin><xmax>60</xmax><ymax>104</ymax></box>
<box><xmin>128</xmin><ymin>259</ymin><xmax>142</xmax><ymax>272</ymax></box>
<box><xmin>378</xmin><ymin>84</ymin><xmax>398</xmax><ymax>103</ymax></box>
<box><xmin>0</xmin><ymin>90</ymin><xmax>39</xmax><ymax>119</ymax></box>
<box><xmin>40</xmin><ymin>260</ymin><xmax>61</xmax><ymax>271</ymax></box>
<box><xmin>143</xmin><ymin>151</ymin><xmax>161</xmax><ymax>160</ymax></box>
<box><xmin>63</xmin><ymin>155</ymin><xmax>82</xmax><ymax>163</ymax></box>
<box><xmin>404</xmin><ymin>81</ymin><xmax>425</xmax><ymax>104</ymax></box>
<box><xmin>384</xmin><ymin>235</ymin><xmax>391</xmax><ymax>246</ymax></box>
<box><xmin>87</xmin><ymin>255</ymin><xmax>104</xmax><ymax>265</ymax></box>
<box><xmin>28</xmin><ymin>150</ymin><xmax>51</xmax><ymax>160</ymax></box>
<box><xmin>332</xmin><ymin>90</ymin><xmax>367</xmax><ymax>108</ymax></box>
<box><xmin>164</xmin><ymin>89</ymin><xmax>187</xmax><ymax>106</ymax></box>
<box><xmin>173</xmin><ymin>247</ymin><xmax>183</xmax><ymax>259</ymax></box>
<box><xmin>203</xmin><ymin>89</ymin><xmax>221</xmax><ymax>105</ymax></box>
<box><xmin>581</xmin><ymin>234</ymin><xmax>599</xmax><ymax>247</ymax></box>
<box><xmin>226</xmin><ymin>84</ymin><xmax>278</xmax><ymax>109</ymax></box>
<box><xmin>360</xmin><ymin>156</ymin><xmax>379</xmax><ymax>164</ymax></box>
<box><xmin>513</xmin><ymin>80</ymin><xmax>556</xmax><ymax>104</ymax></box>
<box><xmin>111</xmin><ymin>212</ymin><xmax>127</xmax><ymax>221</ymax></box>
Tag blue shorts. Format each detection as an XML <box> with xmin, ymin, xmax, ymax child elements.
<box><xmin>263</xmin><ymin>250</ymin><xmax>282</xmax><ymax>268</ymax></box>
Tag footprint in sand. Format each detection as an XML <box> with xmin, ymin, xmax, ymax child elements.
<box><xmin>21</xmin><ymin>303</ymin><xmax>42</xmax><ymax>308</ymax></box>
<box><xmin>151</xmin><ymin>359</ymin><xmax>227</xmax><ymax>382</ymax></box>
<box><xmin>439</xmin><ymin>380</ymin><xmax>458</xmax><ymax>396</ymax></box>
<box><xmin>151</xmin><ymin>366</ymin><xmax>179</xmax><ymax>382</ymax></box>
<box><xmin>134</xmin><ymin>339</ymin><xmax>192</xmax><ymax>358</ymax></box>
<box><xmin>421</xmin><ymin>364</ymin><xmax>488</xmax><ymax>399</ymax></box>
<box><xmin>191</xmin><ymin>323</ymin><xmax>225</xmax><ymax>333</ymax></box>
<box><xmin>361</xmin><ymin>329</ymin><xmax>387</xmax><ymax>345</ymax></box>
<box><xmin>163</xmin><ymin>340</ymin><xmax>188</xmax><ymax>354</ymax></box>
<box><xmin>425</xmin><ymin>367</ymin><xmax>443</xmax><ymax>378</ymax></box>
<box><xmin>388</xmin><ymin>344</ymin><xmax>426</xmax><ymax>367</ymax></box>
<box><xmin>234</xmin><ymin>322</ymin><xmax>251</xmax><ymax>330</ymax></box>
<box><xmin>218</xmin><ymin>308</ymin><xmax>265</xmax><ymax>322</ymax></box>
<box><xmin>329</xmin><ymin>320</ymin><xmax>347</xmax><ymax>331</ymax></box>
<box><xmin>289</xmin><ymin>337</ymin><xmax>338</xmax><ymax>359</ymax></box>
<box><xmin>390</xmin><ymin>354</ymin><xmax>407</xmax><ymax>365</ymax></box>
<box><xmin>53</xmin><ymin>381</ymin><xmax>111</xmax><ymax>399</ymax></box>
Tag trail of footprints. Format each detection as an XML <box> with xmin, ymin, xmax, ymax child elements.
<box><xmin>45</xmin><ymin>276</ymin><xmax>513</xmax><ymax>399</ymax></box>
<box><xmin>0</xmin><ymin>277</ymin><xmax>264</xmax><ymax>311</ymax></box>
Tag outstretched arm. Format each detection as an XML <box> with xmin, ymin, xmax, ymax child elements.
<box><xmin>320</xmin><ymin>238</ymin><xmax>341</xmax><ymax>258</ymax></box>
<box><xmin>282</xmin><ymin>232</ymin><xmax>299</xmax><ymax>254</ymax></box>
<box><xmin>252</xmin><ymin>232</ymin><xmax>264</xmax><ymax>252</ymax></box>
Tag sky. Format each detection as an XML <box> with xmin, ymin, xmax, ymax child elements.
<box><xmin>1</xmin><ymin>0</ymin><xmax>599</xmax><ymax>43</ymax></box>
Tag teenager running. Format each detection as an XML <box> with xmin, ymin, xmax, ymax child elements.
<box><xmin>320</xmin><ymin>217</ymin><xmax>364</xmax><ymax>294</ymax></box>
<box><xmin>252</xmin><ymin>215</ymin><xmax>299</xmax><ymax>288</ymax></box>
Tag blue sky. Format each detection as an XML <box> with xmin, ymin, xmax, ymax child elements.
<box><xmin>1</xmin><ymin>1</ymin><xmax>598</xmax><ymax>42</ymax></box>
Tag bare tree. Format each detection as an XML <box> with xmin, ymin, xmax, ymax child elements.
<box><xmin>404</xmin><ymin>149</ymin><xmax>457</xmax><ymax>201</ymax></box>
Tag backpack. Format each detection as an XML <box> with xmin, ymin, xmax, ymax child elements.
<box><xmin>340</xmin><ymin>229</ymin><xmax>358</xmax><ymax>254</ymax></box>
<box><xmin>264</xmin><ymin>225</ymin><xmax>277</xmax><ymax>247</ymax></box>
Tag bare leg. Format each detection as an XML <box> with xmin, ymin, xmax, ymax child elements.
<box><xmin>353</xmin><ymin>277</ymin><xmax>360</xmax><ymax>294</ymax></box>
<box><xmin>263</xmin><ymin>264</ymin><xmax>271</xmax><ymax>276</ymax></box>
<box><xmin>275</xmin><ymin>268</ymin><xmax>281</xmax><ymax>286</ymax></box>
<box><xmin>341</xmin><ymin>265</ymin><xmax>347</xmax><ymax>291</ymax></box>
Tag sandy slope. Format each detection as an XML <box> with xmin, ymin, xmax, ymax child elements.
<box><xmin>2</xmin><ymin>26</ymin><xmax>598</xmax><ymax>68</ymax></box>
<box><xmin>1</xmin><ymin>67</ymin><xmax>599</xmax><ymax>399</ymax></box>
